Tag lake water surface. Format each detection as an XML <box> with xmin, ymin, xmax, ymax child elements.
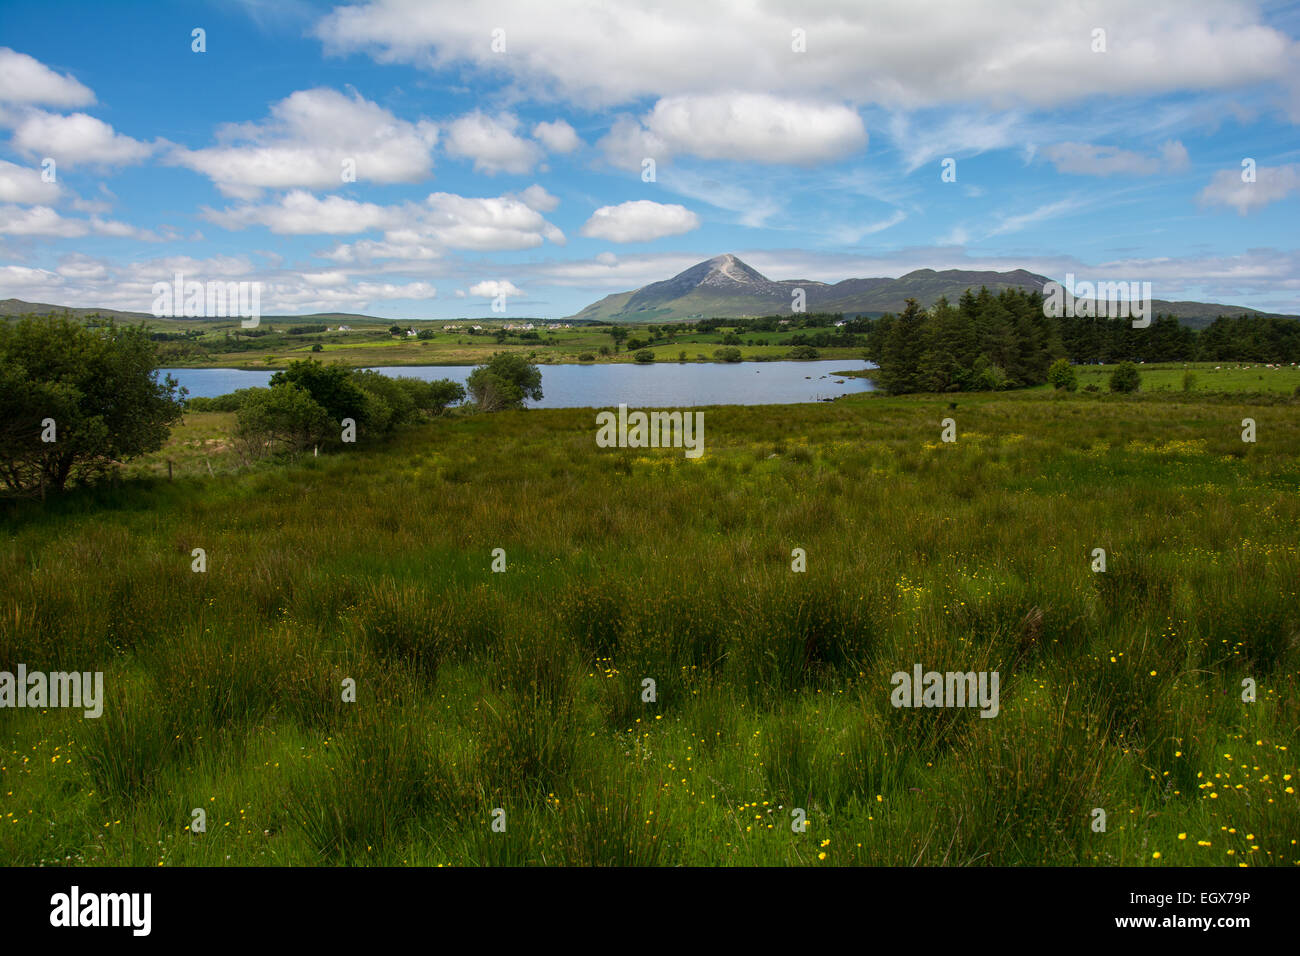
<box><xmin>162</xmin><ymin>359</ymin><xmax>876</xmax><ymax>408</ymax></box>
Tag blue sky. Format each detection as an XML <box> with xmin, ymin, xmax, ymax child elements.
<box><xmin>1</xmin><ymin>0</ymin><xmax>1298</xmax><ymax>319</ymax></box>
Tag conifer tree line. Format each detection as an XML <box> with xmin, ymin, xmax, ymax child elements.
<box><xmin>860</xmin><ymin>287</ymin><xmax>1300</xmax><ymax>394</ymax></box>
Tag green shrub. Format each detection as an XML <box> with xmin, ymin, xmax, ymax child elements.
<box><xmin>467</xmin><ymin>352</ymin><xmax>543</xmax><ymax>410</ymax></box>
<box><xmin>185</xmin><ymin>387</ymin><xmax>267</xmax><ymax>412</ymax></box>
<box><xmin>234</xmin><ymin>383</ymin><xmax>333</xmax><ymax>459</ymax></box>
<box><xmin>1047</xmin><ymin>358</ymin><xmax>1077</xmax><ymax>391</ymax></box>
<box><xmin>1109</xmin><ymin>362</ymin><xmax>1141</xmax><ymax>393</ymax></box>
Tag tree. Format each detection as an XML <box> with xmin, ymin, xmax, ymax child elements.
<box><xmin>877</xmin><ymin>299</ymin><xmax>926</xmax><ymax>393</ymax></box>
<box><xmin>466</xmin><ymin>352</ymin><xmax>543</xmax><ymax>410</ymax></box>
<box><xmin>609</xmin><ymin>326</ymin><xmax>629</xmax><ymax>353</ymax></box>
<box><xmin>351</xmin><ymin>369</ymin><xmax>417</xmax><ymax>427</ymax></box>
<box><xmin>270</xmin><ymin>359</ymin><xmax>368</xmax><ymax>424</ymax></box>
<box><xmin>0</xmin><ymin>316</ymin><xmax>184</xmax><ymax>495</ymax></box>
<box><xmin>1109</xmin><ymin>361</ymin><xmax>1141</xmax><ymax>393</ymax></box>
<box><xmin>1047</xmin><ymin>358</ymin><xmax>1077</xmax><ymax>391</ymax></box>
<box><xmin>416</xmin><ymin>379</ymin><xmax>467</xmax><ymax>415</ymax></box>
<box><xmin>633</xmin><ymin>349</ymin><xmax>654</xmax><ymax>363</ymax></box>
<box><xmin>234</xmin><ymin>383</ymin><xmax>332</xmax><ymax>460</ymax></box>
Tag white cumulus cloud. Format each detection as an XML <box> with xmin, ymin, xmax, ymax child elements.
<box><xmin>0</xmin><ymin>158</ymin><xmax>61</xmax><ymax>204</ymax></box>
<box><xmin>204</xmin><ymin>191</ymin><xmax>397</xmax><ymax>234</ymax></box>
<box><xmin>579</xmin><ymin>200</ymin><xmax>700</xmax><ymax>242</ymax></box>
<box><xmin>7</xmin><ymin>110</ymin><xmax>154</xmax><ymax>168</ymax></box>
<box><xmin>532</xmin><ymin>119</ymin><xmax>581</xmax><ymax>153</ymax></box>
<box><xmin>443</xmin><ymin>111</ymin><xmax>542</xmax><ymax>175</ymax></box>
<box><xmin>1197</xmin><ymin>163</ymin><xmax>1300</xmax><ymax>214</ymax></box>
<box><xmin>315</xmin><ymin>1</ymin><xmax>1300</xmax><ymax>113</ymax></box>
<box><xmin>600</xmin><ymin>94</ymin><xmax>866</xmax><ymax>168</ymax></box>
<box><xmin>468</xmin><ymin>280</ymin><xmax>523</xmax><ymax>298</ymax></box>
<box><xmin>168</xmin><ymin>88</ymin><xmax>438</xmax><ymax>197</ymax></box>
<box><xmin>0</xmin><ymin>48</ymin><xmax>95</xmax><ymax>107</ymax></box>
<box><xmin>515</xmin><ymin>184</ymin><xmax>559</xmax><ymax>212</ymax></box>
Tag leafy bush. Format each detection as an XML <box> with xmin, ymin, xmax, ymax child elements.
<box><xmin>234</xmin><ymin>383</ymin><xmax>332</xmax><ymax>460</ymax></box>
<box><xmin>413</xmin><ymin>378</ymin><xmax>467</xmax><ymax>415</ymax></box>
<box><xmin>712</xmin><ymin>347</ymin><xmax>742</xmax><ymax>363</ymax></box>
<box><xmin>973</xmin><ymin>363</ymin><xmax>1009</xmax><ymax>391</ymax></box>
<box><xmin>787</xmin><ymin>344</ymin><xmax>821</xmax><ymax>360</ymax></box>
<box><xmin>467</xmin><ymin>352</ymin><xmax>543</xmax><ymax>410</ymax></box>
<box><xmin>1109</xmin><ymin>362</ymin><xmax>1141</xmax><ymax>393</ymax></box>
<box><xmin>270</xmin><ymin>359</ymin><xmax>369</xmax><ymax>423</ymax></box>
<box><xmin>578</xmin><ymin>353</ymin><xmax>595</xmax><ymax>362</ymax></box>
<box><xmin>1047</xmin><ymin>358</ymin><xmax>1077</xmax><ymax>391</ymax></box>
<box><xmin>633</xmin><ymin>349</ymin><xmax>654</xmax><ymax>364</ymax></box>
<box><xmin>184</xmin><ymin>387</ymin><xmax>266</xmax><ymax>413</ymax></box>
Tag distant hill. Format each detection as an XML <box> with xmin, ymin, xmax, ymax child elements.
<box><xmin>567</xmin><ymin>255</ymin><xmax>1285</xmax><ymax>328</ymax></box>
<box><xmin>0</xmin><ymin>300</ymin><xmax>391</xmax><ymax>326</ymax></box>
<box><xmin>0</xmin><ymin>299</ymin><xmax>154</xmax><ymax>322</ymax></box>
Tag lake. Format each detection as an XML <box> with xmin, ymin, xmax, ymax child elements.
<box><xmin>161</xmin><ymin>359</ymin><xmax>877</xmax><ymax>408</ymax></box>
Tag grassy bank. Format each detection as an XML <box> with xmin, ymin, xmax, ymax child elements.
<box><xmin>1</xmin><ymin>387</ymin><xmax>1297</xmax><ymax>866</ymax></box>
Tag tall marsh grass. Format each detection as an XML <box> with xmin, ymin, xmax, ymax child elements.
<box><xmin>1</xmin><ymin>389</ymin><xmax>1297</xmax><ymax>865</ymax></box>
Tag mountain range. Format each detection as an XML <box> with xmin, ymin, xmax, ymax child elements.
<box><xmin>568</xmin><ymin>254</ymin><xmax>1283</xmax><ymax>328</ymax></box>
<box><xmin>3</xmin><ymin>255</ymin><xmax>1289</xmax><ymax>329</ymax></box>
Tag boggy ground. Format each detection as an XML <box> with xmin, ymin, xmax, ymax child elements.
<box><xmin>1</xmin><ymin>387</ymin><xmax>1297</xmax><ymax>865</ymax></box>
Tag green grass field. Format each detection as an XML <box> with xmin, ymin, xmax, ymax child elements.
<box><xmin>118</xmin><ymin>315</ymin><xmax>865</xmax><ymax>369</ymax></box>
<box><xmin>1</xmin><ymin>384</ymin><xmax>1297</xmax><ymax>866</ymax></box>
<box><xmin>1072</xmin><ymin>362</ymin><xmax>1300</xmax><ymax>395</ymax></box>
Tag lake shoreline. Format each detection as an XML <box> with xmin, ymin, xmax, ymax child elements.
<box><xmin>162</xmin><ymin>359</ymin><xmax>878</xmax><ymax>407</ymax></box>
<box><xmin>160</xmin><ymin>355</ymin><xmax>862</xmax><ymax>372</ymax></box>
